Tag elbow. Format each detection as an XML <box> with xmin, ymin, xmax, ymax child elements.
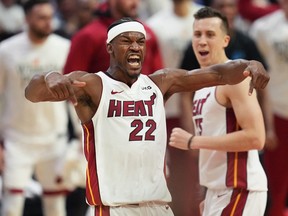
<box><xmin>250</xmin><ymin>135</ymin><xmax>265</xmax><ymax>150</ymax></box>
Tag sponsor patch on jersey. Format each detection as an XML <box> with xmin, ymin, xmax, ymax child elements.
<box><xmin>141</xmin><ymin>86</ymin><xmax>152</xmax><ymax>90</ymax></box>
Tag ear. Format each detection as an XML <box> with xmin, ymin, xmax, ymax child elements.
<box><xmin>106</xmin><ymin>43</ymin><xmax>113</xmax><ymax>54</ymax></box>
<box><xmin>223</xmin><ymin>35</ymin><xmax>230</xmax><ymax>48</ymax></box>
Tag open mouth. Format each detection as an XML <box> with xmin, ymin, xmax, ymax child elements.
<box><xmin>199</xmin><ymin>51</ymin><xmax>209</xmax><ymax>56</ymax></box>
<box><xmin>127</xmin><ymin>54</ymin><xmax>141</xmax><ymax>67</ymax></box>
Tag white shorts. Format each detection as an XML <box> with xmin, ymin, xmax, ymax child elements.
<box><xmin>203</xmin><ymin>188</ymin><xmax>267</xmax><ymax>216</ymax></box>
<box><xmin>91</xmin><ymin>202</ymin><xmax>174</xmax><ymax>216</ymax></box>
<box><xmin>3</xmin><ymin>137</ymin><xmax>67</xmax><ymax>190</ymax></box>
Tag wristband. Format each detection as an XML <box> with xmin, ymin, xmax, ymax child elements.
<box><xmin>44</xmin><ymin>71</ymin><xmax>60</xmax><ymax>81</ymax></box>
<box><xmin>187</xmin><ymin>135</ymin><xmax>194</xmax><ymax>150</ymax></box>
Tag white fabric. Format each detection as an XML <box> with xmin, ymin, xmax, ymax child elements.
<box><xmin>0</xmin><ymin>31</ymin><xmax>70</xmax><ymax>216</ymax></box>
<box><xmin>0</xmin><ymin>2</ymin><xmax>25</xmax><ymax>32</ymax></box>
<box><xmin>88</xmin><ymin>72</ymin><xmax>171</xmax><ymax>206</ymax></box>
<box><xmin>193</xmin><ymin>86</ymin><xmax>267</xmax><ymax>191</ymax></box>
<box><xmin>3</xmin><ymin>136</ymin><xmax>67</xmax><ymax>189</ymax></box>
<box><xmin>203</xmin><ymin>188</ymin><xmax>267</xmax><ymax>216</ymax></box>
<box><xmin>138</xmin><ymin>0</ymin><xmax>171</xmax><ymax>20</ymax></box>
<box><xmin>0</xmin><ymin>32</ymin><xmax>70</xmax><ymax>144</ymax></box>
<box><xmin>147</xmin><ymin>2</ymin><xmax>202</xmax><ymax>118</ymax></box>
<box><xmin>106</xmin><ymin>21</ymin><xmax>146</xmax><ymax>43</ymax></box>
<box><xmin>249</xmin><ymin>10</ymin><xmax>288</xmax><ymax>118</ymax></box>
<box><xmin>55</xmin><ymin>139</ymin><xmax>86</xmax><ymax>190</ymax></box>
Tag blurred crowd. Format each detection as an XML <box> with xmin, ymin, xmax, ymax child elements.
<box><xmin>0</xmin><ymin>0</ymin><xmax>287</xmax><ymax>216</ymax></box>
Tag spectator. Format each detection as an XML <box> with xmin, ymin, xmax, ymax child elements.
<box><xmin>0</xmin><ymin>0</ymin><xmax>71</xmax><ymax>215</ymax></box>
<box><xmin>138</xmin><ymin>0</ymin><xmax>171</xmax><ymax>20</ymax></box>
<box><xmin>76</xmin><ymin>0</ymin><xmax>99</xmax><ymax>29</ymax></box>
<box><xmin>54</xmin><ymin>0</ymin><xmax>79</xmax><ymax>38</ymax></box>
<box><xmin>238</xmin><ymin>0</ymin><xmax>279</xmax><ymax>23</ymax></box>
<box><xmin>0</xmin><ymin>0</ymin><xmax>25</xmax><ymax>42</ymax></box>
<box><xmin>54</xmin><ymin>0</ymin><xmax>98</xmax><ymax>39</ymax></box>
<box><xmin>63</xmin><ymin>0</ymin><xmax>163</xmax><ymax>75</ymax></box>
<box><xmin>249</xmin><ymin>0</ymin><xmax>288</xmax><ymax>215</ymax></box>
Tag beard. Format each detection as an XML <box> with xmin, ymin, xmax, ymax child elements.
<box><xmin>30</xmin><ymin>27</ymin><xmax>51</xmax><ymax>39</ymax></box>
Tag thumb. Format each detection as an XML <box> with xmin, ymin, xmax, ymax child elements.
<box><xmin>243</xmin><ymin>70</ymin><xmax>250</xmax><ymax>77</ymax></box>
<box><xmin>69</xmin><ymin>95</ymin><xmax>78</xmax><ymax>106</ymax></box>
<box><xmin>248</xmin><ymin>79</ymin><xmax>254</xmax><ymax>96</ymax></box>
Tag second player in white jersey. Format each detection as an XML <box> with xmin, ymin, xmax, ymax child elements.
<box><xmin>193</xmin><ymin>86</ymin><xmax>267</xmax><ymax>191</ymax></box>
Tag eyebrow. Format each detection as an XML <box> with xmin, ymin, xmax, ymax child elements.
<box><xmin>119</xmin><ymin>33</ymin><xmax>145</xmax><ymax>40</ymax></box>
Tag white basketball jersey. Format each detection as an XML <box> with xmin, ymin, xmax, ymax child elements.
<box><xmin>82</xmin><ymin>72</ymin><xmax>171</xmax><ymax>206</ymax></box>
<box><xmin>193</xmin><ymin>86</ymin><xmax>267</xmax><ymax>191</ymax></box>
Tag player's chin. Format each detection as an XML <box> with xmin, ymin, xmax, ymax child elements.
<box><xmin>128</xmin><ymin>69</ymin><xmax>141</xmax><ymax>78</ymax></box>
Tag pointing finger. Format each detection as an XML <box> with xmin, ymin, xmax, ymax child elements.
<box><xmin>249</xmin><ymin>79</ymin><xmax>253</xmax><ymax>96</ymax></box>
<box><xmin>243</xmin><ymin>70</ymin><xmax>250</xmax><ymax>77</ymax></box>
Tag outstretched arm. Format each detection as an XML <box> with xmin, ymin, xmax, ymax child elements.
<box><xmin>25</xmin><ymin>71</ymin><xmax>87</xmax><ymax>105</ymax></box>
<box><xmin>212</xmin><ymin>59</ymin><xmax>268</xmax><ymax>94</ymax></box>
<box><xmin>152</xmin><ymin>59</ymin><xmax>269</xmax><ymax>99</ymax></box>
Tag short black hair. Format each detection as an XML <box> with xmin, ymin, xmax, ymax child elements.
<box><xmin>22</xmin><ymin>0</ymin><xmax>50</xmax><ymax>14</ymax></box>
<box><xmin>194</xmin><ymin>7</ymin><xmax>229</xmax><ymax>34</ymax></box>
<box><xmin>107</xmin><ymin>17</ymin><xmax>143</xmax><ymax>33</ymax></box>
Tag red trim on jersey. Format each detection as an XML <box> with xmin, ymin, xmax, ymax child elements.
<box><xmin>221</xmin><ymin>189</ymin><xmax>249</xmax><ymax>216</ymax></box>
<box><xmin>94</xmin><ymin>205</ymin><xmax>110</xmax><ymax>216</ymax></box>
<box><xmin>82</xmin><ymin>121</ymin><xmax>102</xmax><ymax>206</ymax></box>
<box><xmin>43</xmin><ymin>190</ymin><xmax>70</xmax><ymax>195</ymax></box>
<box><xmin>225</xmin><ymin>109</ymin><xmax>248</xmax><ymax>189</ymax></box>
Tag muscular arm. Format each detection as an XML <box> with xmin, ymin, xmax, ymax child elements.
<box><xmin>25</xmin><ymin>71</ymin><xmax>87</xmax><ymax>103</ymax></box>
<box><xmin>25</xmin><ymin>71</ymin><xmax>100</xmax><ymax>123</ymax></box>
<box><xmin>151</xmin><ymin>59</ymin><xmax>269</xmax><ymax>101</ymax></box>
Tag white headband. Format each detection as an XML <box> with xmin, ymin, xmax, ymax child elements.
<box><xmin>106</xmin><ymin>21</ymin><xmax>146</xmax><ymax>43</ymax></box>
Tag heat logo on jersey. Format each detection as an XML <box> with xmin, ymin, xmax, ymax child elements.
<box><xmin>107</xmin><ymin>92</ymin><xmax>156</xmax><ymax>117</ymax></box>
<box><xmin>193</xmin><ymin>92</ymin><xmax>211</xmax><ymax>135</ymax></box>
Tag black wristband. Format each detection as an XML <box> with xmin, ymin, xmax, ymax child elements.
<box><xmin>187</xmin><ymin>135</ymin><xmax>194</xmax><ymax>150</ymax></box>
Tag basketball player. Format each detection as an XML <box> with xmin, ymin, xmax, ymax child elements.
<box><xmin>25</xmin><ymin>17</ymin><xmax>269</xmax><ymax>216</ymax></box>
<box><xmin>0</xmin><ymin>0</ymin><xmax>71</xmax><ymax>215</ymax></box>
<box><xmin>169</xmin><ymin>7</ymin><xmax>268</xmax><ymax>215</ymax></box>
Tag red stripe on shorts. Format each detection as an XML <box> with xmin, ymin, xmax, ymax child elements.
<box><xmin>221</xmin><ymin>189</ymin><xmax>249</xmax><ymax>216</ymax></box>
<box><xmin>94</xmin><ymin>205</ymin><xmax>110</xmax><ymax>216</ymax></box>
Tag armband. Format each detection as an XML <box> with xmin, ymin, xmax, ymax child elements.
<box><xmin>44</xmin><ymin>71</ymin><xmax>61</xmax><ymax>81</ymax></box>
